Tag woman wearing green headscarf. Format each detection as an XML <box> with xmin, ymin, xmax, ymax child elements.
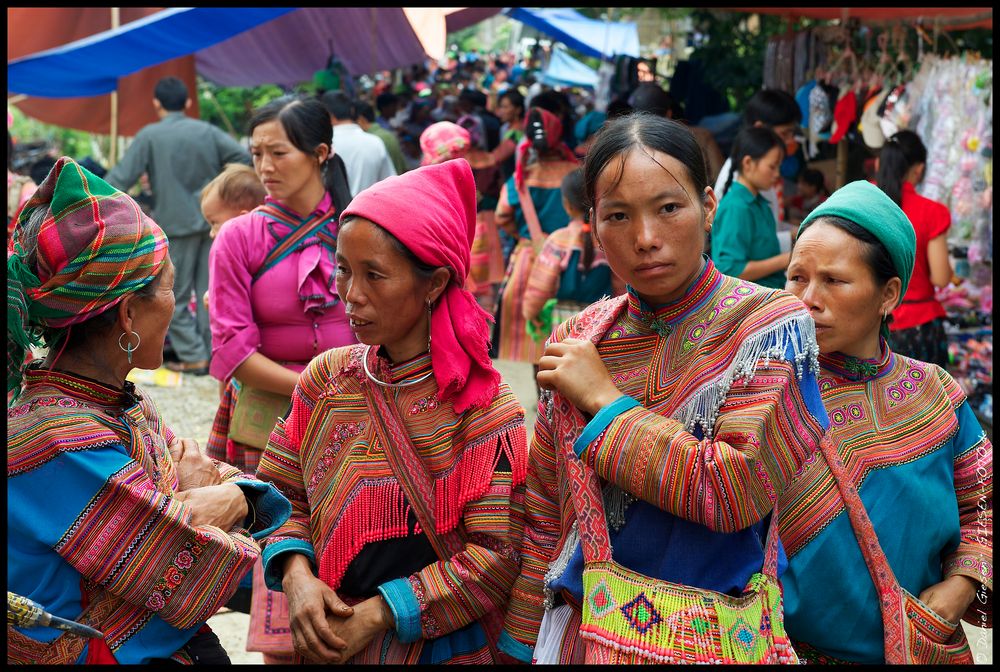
<box><xmin>776</xmin><ymin>180</ymin><xmax>992</xmax><ymax>664</ymax></box>
<box><xmin>7</xmin><ymin>157</ymin><xmax>290</xmax><ymax>664</ymax></box>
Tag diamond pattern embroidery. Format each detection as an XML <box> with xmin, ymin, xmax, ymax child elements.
<box><xmin>729</xmin><ymin>618</ymin><xmax>757</xmax><ymax>651</ymax></box>
<box><xmin>587</xmin><ymin>579</ymin><xmax>617</xmax><ymax>619</ymax></box>
<box><xmin>620</xmin><ymin>593</ymin><xmax>662</xmax><ymax>634</ymax></box>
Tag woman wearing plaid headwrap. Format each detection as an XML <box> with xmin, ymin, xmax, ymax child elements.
<box><xmin>6</xmin><ymin>157</ymin><xmax>290</xmax><ymax>664</ymax></box>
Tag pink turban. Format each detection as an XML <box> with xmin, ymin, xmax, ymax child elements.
<box><xmin>420</xmin><ymin>121</ymin><xmax>470</xmax><ymax>166</ymax></box>
<box><xmin>339</xmin><ymin>158</ymin><xmax>499</xmax><ymax>414</ymax></box>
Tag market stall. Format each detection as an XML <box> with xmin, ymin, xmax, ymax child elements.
<box><xmin>749</xmin><ymin>9</ymin><xmax>993</xmax><ymax>434</ymax></box>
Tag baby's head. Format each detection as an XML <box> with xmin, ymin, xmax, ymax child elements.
<box><xmin>201</xmin><ymin>163</ymin><xmax>266</xmax><ymax>238</ymax></box>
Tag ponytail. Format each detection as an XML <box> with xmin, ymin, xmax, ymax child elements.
<box><xmin>324</xmin><ymin>153</ymin><xmax>353</xmax><ymax>213</ymax></box>
<box><xmin>876</xmin><ymin>130</ymin><xmax>927</xmax><ymax>207</ymax></box>
<box><xmin>725</xmin><ymin>125</ymin><xmax>785</xmax><ymax>196</ymax></box>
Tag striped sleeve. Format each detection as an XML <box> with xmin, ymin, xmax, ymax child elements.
<box><xmin>944</xmin><ymin>399</ymin><xmax>993</xmax><ymax>625</ymax></box>
<box><xmin>522</xmin><ymin>229</ymin><xmax>569</xmax><ymax>321</ymax></box>
<box><xmin>579</xmin><ymin>357</ymin><xmax>827</xmax><ymax>533</ymax></box>
<box><xmin>257</xmin><ymin>380</ymin><xmax>318</xmax><ymax>590</ymax></box>
<box><xmin>501</xmin><ymin>396</ymin><xmax>563</xmax><ymax>659</ymax></box>
<box><xmin>10</xmin><ymin>444</ymin><xmax>260</xmax><ymax>631</ymax></box>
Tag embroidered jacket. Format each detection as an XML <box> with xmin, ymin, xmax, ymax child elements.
<box><xmin>499</xmin><ymin>259</ymin><xmax>829</xmax><ymax>661</ymax></box>
<box><xmin>780</xmin><ymin>345</ymin><xmax>994</xmax><ymax>663</ymax></box>
<box><xmin>7</xmin><ymin>366</ymin><xmax>290</xmax><ymax>664</ymax></box>
<box><xmin>257</xmin><ymin>345</ymin><xmax>528</xmax><ymax>664</ymax></box>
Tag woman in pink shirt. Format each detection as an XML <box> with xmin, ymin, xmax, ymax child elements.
<box><xmin>206</xmin><ymin>95</ymin><xmax>357</xmax><ymax>663</ymax></box>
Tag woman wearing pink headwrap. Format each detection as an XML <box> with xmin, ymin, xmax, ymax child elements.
<box><xmin>494</xmin><ymin>106</ymin><xmax>579</xmax><ymax>370</ymax></box>
<box><xmin>256</xmin><ymin>158</ymin><xmax>528</xmax><ymax>664</ymax></box>
<box><xmin>421</xmin><ymin>118</ymin><xmax>506</xmax><ymax>313</ymax></box>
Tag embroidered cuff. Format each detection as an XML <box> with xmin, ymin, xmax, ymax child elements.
<box><xmin>573</xmin><ymin>395</ymin><xmax>640</xmax><ymax>458</ymax></box>
<box><xmin>261</xmin><ymin>539</ymin><xmax>315</xmax><ymax>592</ymax></box>
<box><xmin>944</xmin><ymin>551</ymin><xmax>994</xmax><ymax>593</ymax></box>
<box><xmin>498</xmin><ymin>630</ymin><xmax>535</xmax><ymax>663</ymax></box>
<box><xmin>378</xmin><ymin>578</ymin><xmax>422</xmax><ymax>644</ymax></box>
<box><xmin>234</xmin><ymin>479</ymin><xmax>292</xmax><ymax>540</ymax></box>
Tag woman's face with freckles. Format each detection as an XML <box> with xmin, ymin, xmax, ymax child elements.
<box><xmin>592</xmin><ymin>146</ymin><xmax>717</xmax><ymax>305</ymax></box>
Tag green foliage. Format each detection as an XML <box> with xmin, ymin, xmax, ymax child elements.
<box><xmin>8</xmin><ymin>106</ymin><xmax>93</xmax><ymax>165</ymax></box>
<box><xmin>450</xmin><ymin>25</ymin><xmax>482</xmax><ymax>54</ymax></box>
<box><xmin>686</xmin><ymin>10</ymin><xmax>789</xmax><ymax>112</ymax></box>
<box><xmin>196</xmin><ymin>80</ymin><xmax>288</xmax><ymax>137</ymax></box>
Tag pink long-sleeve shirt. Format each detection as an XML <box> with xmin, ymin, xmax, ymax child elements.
<box><xmin>208</xmin><ymin>193</ymin><xmax>356</xmax><ymax>381</ymax></box>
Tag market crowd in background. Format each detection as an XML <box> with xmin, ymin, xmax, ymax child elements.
<box><xmin>6</xmin><ymin>29</ymin><xmax>992</xmax><ymax>666</ymax></box>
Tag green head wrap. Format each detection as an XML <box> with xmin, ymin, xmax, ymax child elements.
<box><xmin>7</xmin><ymin>157</ymin><xmax>169</xmax><ymax>400</ymax></box>
<box><xmin>799</xmin><ymin>180</ymin><xmax>916</xmax><ymax>338</ymax></box>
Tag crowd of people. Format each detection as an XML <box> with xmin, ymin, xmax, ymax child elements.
<box><xmin>6</xmin><ymin>45</ymin><xmax>992</xmax><ymax>666</ymax></box>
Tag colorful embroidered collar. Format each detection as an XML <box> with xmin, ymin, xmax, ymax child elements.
<box><xmin>819</xmin><ymin>339</ymin><xmax>893</xmax><ymax>382</ymax></box>
<box><xmin>21</xmin><ymin>363</ymin><xmax>140</xmax><ymax>408</ymax></box>
<box><xmin>380</xmin><ymin>350</ymin><xmax>433</xmax><ymax>385</ymax></box>
<box><xmin>624</xmin><ymin>257</ymin><xmax>723</xmax><ymax>337</ymax></box>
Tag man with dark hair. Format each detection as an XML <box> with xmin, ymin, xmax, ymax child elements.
<box><xmin>713</xmin><ymin>88</ymin><xmax>803</xmax><ymax>224</ymax></box>
<box><xmin>321</xmin><ymin>91</ymin><xmax>396</xmax><ymax>195</ymax></box>
<box><xmin>106</xmin><ymin>76</ymin><xmax>250</xmax><ymax>374</ymax></box>
<box><xmin>375</xmin><ymin>92</ymin><xmax>403</xmax><ymax>130</ymax></box>
<box><xmin>356</xmin><ymin>100</ymin><xmax>407</xmax><ymax>175</ymax></box>
<box><xmin>629</xmin><ymin>82</ymin><xmax>725</xmax><ymax>184</ymax></box>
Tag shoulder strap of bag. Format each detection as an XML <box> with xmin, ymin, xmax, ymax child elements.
<box><xmin>816</xmin><ymin>435</ymin><xmax>907</xmax><ymax>663</ymax></box>
<box><xmin>359</xmin><ymin>358</ymin><xmax>502</xmax><ymax>659</ymax></box>
<box><xmin>364</xmin><ymin>384</ymin><xmax>462</xmax><ymax>559</ymax></box>
<box><xmin>252</xmin><ymin>203</ymin><xmax>338</xmax><ymax>283</ymax></box>
<box><xmin>560</xmin><ymin>407</ymin><xmax>782</xmax><ymax>577</ymax></box>
<box><xmin>515</xmin><ymin>183</ymin><xmax>547</xmax><ymax>250</ymax></box>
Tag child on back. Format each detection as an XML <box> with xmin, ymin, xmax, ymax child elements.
<box><xmin>201</xmin><ymin>163</ymin><xmax>266</xmax><ymax>239</ymax></box>
<box><xmin>200</xmin><ymin>163</ymin><xmax>266</xmax><ymax>310</ymax></box>
<box><xmin>200</xmin><ymin>163</ymin><xmax>265</xmax><ymax>400</ymax></box>
<box><xmin>522</xmin><ymin>167</ymin><xmax>620</xmax><ymax>342</ymax></box>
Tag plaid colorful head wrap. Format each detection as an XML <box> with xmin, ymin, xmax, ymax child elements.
<box><xmin>7</xmin><ymin>156</ymin><xmax>169</xmax><ymax>396</ymax></box>
<box><xmin>420</xmin><ymin>121</ymin><xmax>471</xmax><ymax>166</ymax></box>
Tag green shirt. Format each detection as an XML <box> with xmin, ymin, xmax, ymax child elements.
<box><xmin>366</xmin><ymin>125</ymin><xmax>408</xmax><ymax>175</ymax></box>
<box><xmin>711</xmin><ymin>181</ymin><xmax>785</xmax><ymax>289</ymax></box>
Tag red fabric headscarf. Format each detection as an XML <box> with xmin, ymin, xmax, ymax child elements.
<box><xmin>514</xmin><ymin>107</ymin><xmax>578</xmax><ymax>192</ymax></box>
<box><xmin>339</xmin><ymin>158</ymin><xmax>500</xmax><ymax>414</ymax></box>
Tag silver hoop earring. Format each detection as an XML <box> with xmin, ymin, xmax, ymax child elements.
<box><xmin>118</xmin><ymin>331</ymin><xmax>141</xmax><ymax>365</ymax></box>
<box><xmin>426</xmin><ymin>300</ymin><xmax>433</xmax><ymax>351</ymax></box>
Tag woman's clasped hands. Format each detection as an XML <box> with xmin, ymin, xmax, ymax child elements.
<box><xmin>282</xmin><ymin>554</ymin><xmax>394</xmax><ymax>663</ymax></box>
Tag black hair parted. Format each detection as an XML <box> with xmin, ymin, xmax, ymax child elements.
<box><xmin>583</xmin><ymin>112</ymin><xmax>709</xmax><ymax>211</ymax></box>
<box><xmin>248</xmin><ymin>95</ymin><xmax>352</xmax><ymax>209</ymax></box>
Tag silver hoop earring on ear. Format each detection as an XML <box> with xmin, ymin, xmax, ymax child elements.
<box><xmin>118</xmin><ymin>331</ymin><xmax>141</xmax><ymax>365</ymax></box>
<box><xmin>426</xmin><ymin>300</ymin><xmax>434</xmax><ymax>351</ymax></box>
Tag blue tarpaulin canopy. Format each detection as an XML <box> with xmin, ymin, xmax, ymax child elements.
<box><xmin>502</xmin><ymin>7</ymin><xmax>639</xmax><ymax>60</ymax></box>
<box><xmin>8</xmin><ymin>8</ymin><xmax>501</xmax><ymax>99</ymax></box>
<box><xmin>7</xmin><ymin>8</ymin><xmax>294</xmax><ymax>98</ymax></box>
<box><xmin>539</xmin><ymin>47</ymin><xmax>599</xmax><ymax>89</ymax></box>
